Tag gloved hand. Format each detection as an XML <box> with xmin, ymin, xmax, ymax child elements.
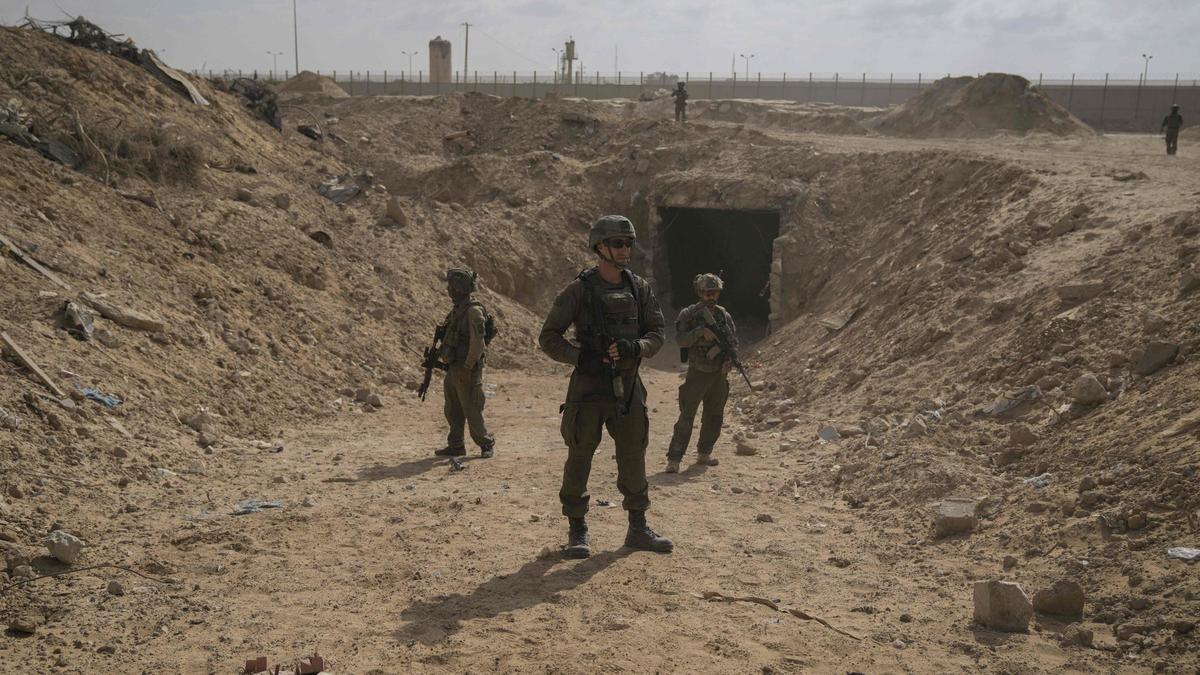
<box><xmin>576</xmin><ymin>347</ymin><xmax>605</xmax><ymax>375</ymax></box>
<box><xmin>614</xmin><ymin>339</ymin><xmax>641</xmax><ymax>360</ymax></box>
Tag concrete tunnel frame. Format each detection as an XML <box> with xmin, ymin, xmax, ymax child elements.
<box><xmin>640</xmin><ymin>201</ymin><xmax>788</xmax><ymax>342</ymax></box>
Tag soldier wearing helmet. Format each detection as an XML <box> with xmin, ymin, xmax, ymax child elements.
<box><xmin>1161</xmin><ymin>104</ymin><xmax>1183</xmax><ymax>155</ymax></box>
<box><xmin>538</xmin><ymin>215</ymin><xmax>673</xmax><ymax>558</ymax></box>
<box><xmin>672</xmin><ymin>81</ymin><xmax>689</xmax><ymax>123</ymax></box>
<box><xmin>664</xmin><ymin>272</ymin><xmax>738</xmax><ymax>473</ymax></box>
<box><xmin>434</xmin><ymin>268</ymin><xmax>496</xmax><ymax>459</ymax></box>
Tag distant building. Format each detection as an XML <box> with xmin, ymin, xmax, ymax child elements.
<box><xmin>429</xmin><ymin>36</ymin><xmax>452</xmax><ymax>84</ymax></box>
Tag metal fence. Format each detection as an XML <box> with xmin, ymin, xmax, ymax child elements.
<box><xmin>203</xmin><ymin>69</ymin><xmax>1200</xmax><ymax>132</ymax></box>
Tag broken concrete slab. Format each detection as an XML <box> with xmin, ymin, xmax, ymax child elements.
<box><xmin>934</xmin><ymin>498</ymin><xmax>978</xmax><ymax>538</ymax></box>
<box><xmin>973</xmin><ymin>580</ymin><xmax>1033</xmax><ymax>632</ymax></box>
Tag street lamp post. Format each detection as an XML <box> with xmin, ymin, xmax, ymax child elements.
<box><xmin>739</xmin><ymin>53</ymin><xmax>755</xmax><ymax>80</ymax></box>
<box><xmin>401</xmin><ymin>50</ymin><xmax>419</xmax><ymax>80</ymax></box>
<box><xmin>552</xmin><ymin>47</ymin><xmax>561</xmax><ymax>83</ymax></box>
<box><xmin>267</xmin><ymin>50</ymin><xmax>283</xmax><ymax>79</ymax></box>
<box><xmin>1141</xmin><ymin>53</ymin><xmax>1153</xmax><ymax>83</ymax></box>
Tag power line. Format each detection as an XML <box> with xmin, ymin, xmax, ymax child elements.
<box><xmin>473</xmin><ymin>26</ymin><xmax>543</xmax><ymax>69</ymax></box>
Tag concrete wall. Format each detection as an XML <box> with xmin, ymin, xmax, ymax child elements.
<box><xmin>331</xmin><ymin>75</ymin><xmax>1200</xmax><ymax>133</ymax></box>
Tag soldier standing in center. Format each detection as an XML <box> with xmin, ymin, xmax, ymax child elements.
<box><xmin>434</xmin><ymin>268</ymin><xmax>495</xmax><ymax>459</ymax></box>
<box><xmin>539</xmin><ymin>215</ymin><xmax>674</xmax><ymax>559</ymax></box>
<box><xmin>672</xmin><ymin>81</ymin><xmax>689</xmax><ymax>123</ymax></box>
<box><xmin>665</xmin><ymin>273</ymin><xmax>737</xmax><ymax>473</ymax></box>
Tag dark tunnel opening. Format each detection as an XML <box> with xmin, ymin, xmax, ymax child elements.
<box><xmin>657</xmin><ymin>207</ymin><xmax>779</xmax><ymax>344</ymax></box>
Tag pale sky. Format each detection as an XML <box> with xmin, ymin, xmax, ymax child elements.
<box><xmin>3</xmin><ymin>0</ymin><xmax>1198</xmax><ymax>79</ymax></box>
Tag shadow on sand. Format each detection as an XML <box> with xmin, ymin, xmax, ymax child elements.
<box><xmin>394</xmin><ymin>548</ymin><xmax>632</xmax><ymax>644</ymax></box>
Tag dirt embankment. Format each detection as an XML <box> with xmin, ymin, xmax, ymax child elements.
<box><xmin>871</xmin><ymin>73</ymin><xmax>1095</xmax><ymax>138</ymax></box>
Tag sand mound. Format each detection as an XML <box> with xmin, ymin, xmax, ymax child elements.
<box><xmin>872</xmin><ymin>73</ymin><xmax>1094</xmax><ymax>138</ymax></box>
<box><xmin>278</xmin><ymin>70</ymin><xmax>349</xmax><ymax>98</ymax></box>
<box><xmin>1181</xmin><ymin>125</ymin><xmax>1200</xmax><ymax>141</ymax></box>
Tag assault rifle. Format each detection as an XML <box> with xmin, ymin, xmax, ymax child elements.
<box><xmin>588</xmin><ymin>279</ymin><xmax>628</xmax><ymax>422</ymax></box>
<box><xmin>698</xmin><ymin>305</ymin><xmax>753</xmax><ymax>390</ymax></box>
<box><xmin>417</xmin><ymin>323</ymin><xmax>448</xmax><ymax>401</ymax></box>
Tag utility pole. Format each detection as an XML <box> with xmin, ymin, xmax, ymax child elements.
<box><xmin>292</xmin><ymin>0</ymin><xmax>299</xmax><ymax>73</ymax></box>
<box><xmin>462</xmin><ymin>22</ymin><xmax>472</xmax><ymax>82</ymax></box>
<box><xmin>267</xmin><ymin>50</ymin><xmax>283</xmax><ymax>78</ymax></box>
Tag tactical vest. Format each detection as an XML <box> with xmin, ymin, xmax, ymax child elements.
<box><xmin>680</xmin><ymin>302</ymin><xmax>731</xmax><ymax>373</ymax></box>
<box><xmin>440</xmin><ymin>299</ymin><xmax>493</xmax><ymax>363</ymax></box>
<box><xmin>576</xmin><ymin>268</ymin><xmax>645</xmax><ymax>369</ymax></box>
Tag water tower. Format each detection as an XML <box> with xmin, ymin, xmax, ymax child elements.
<box><xmin>429</xmin><ymin>36</ymin><xmax>452</xmax><ymax>83</ymax></box>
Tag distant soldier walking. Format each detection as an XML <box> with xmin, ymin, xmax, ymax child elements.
<box><xmin>434</xmin><ymin>268</ymin><xmax>496</xmax><ymax>459</ymax></box>
<box><xmin>1161</xmin><ymin>104</ymin><xmax>1183</xmax><ymax>155</ymax></box>
<box><xmin>665</xmin><ymin>273</ymin><xmax>737</xmax><ymax>473</ymax></box>
<box><xmin>672</xmin><ymin>81</ymin><xmax>689</xmax><ymax>122</ymax></box>
<box><xmin>539</xmin><ymin>215</ymin><xmax>673</xmax><ymax>558</ymax></box>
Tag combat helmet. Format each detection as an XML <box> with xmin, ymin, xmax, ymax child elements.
<box><xmin>446</xmin><ymin>268</ymin><xmax>478</xmax><ymax>296</ymax></box>
<box><xmin>588</xmin><ymin>215</ymin><xmax>637</xmax><ymax>250</ymax></box>
<box><xmin>694</xmin><ymin>272</ymin><xmax>724</xmax><ymax>293</ymax></box>
<box><xmin>1171</xmin><ymin>103</ymin><xmax>1181</xmax><ymax>111</ymax></box>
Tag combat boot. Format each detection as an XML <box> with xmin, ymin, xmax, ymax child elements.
<box><xmin>565</xmin><ymin>517</ymin><xmax>590</xmax><ymax>559</ymax></box>
<box><xmin>696</xmin><ymin>453</ymin><xmax>719</xmax><ymax>466</ymax></box>
<box><xmin>480</xmin><ymin>442</ymin><xmax>494</xmax><ymax>459</ymax></box>
<box><xmin>624</xmin><ymin>511</ymin><xmax>673</xmax><ymax>553</ymax></box>
<box><xmin>435</xmin><ymin>446</ymin><xmax>466</xmax><ymax>457</ymax></box>
<box><xmin>665</xmin><ymin>459</ymin><xmax>680</xmax><ymax>474</ymax></box>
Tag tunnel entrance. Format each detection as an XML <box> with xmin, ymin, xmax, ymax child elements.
<box><xmin>656</xmin><ymin>206</ymin><xmax>779</xmax><ymax>343</ymax></box>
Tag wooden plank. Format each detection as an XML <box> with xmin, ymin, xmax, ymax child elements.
<box><xmin>0</xmin><ymin>331</ymin><xmax>67</xmax><ymax>399</ymax></box>
<box><xmin>0</xmin><ymin>232</ymin><xmax>72</xmax><ymax>292</ymax></box>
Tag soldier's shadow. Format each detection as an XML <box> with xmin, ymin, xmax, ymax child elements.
<box><xmin>355</xmin><ymin>457</ymin><xmax>445</xmax><ymax>482</ymax></box>
<box><xmin>394</xmin><ymin>548</ymin><xmax>631</xmax><ymax>644</ymax></box>
<box><xmin>649</xmin><ymin>462</ymin><xmax>709</xmax><ymax>486</ymax></box>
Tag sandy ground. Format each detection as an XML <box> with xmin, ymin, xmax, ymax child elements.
<box><xmin>6</xmin><ymin>363</ymin><xmax>1161</xmax><ymax>673</ymax></box>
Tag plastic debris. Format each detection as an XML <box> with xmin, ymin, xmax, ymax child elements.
<box><xmin>1022</xmin><ymin>473</ymin><xmax>1052</xmax><ymax>488</ymax></box>
<box><xmin>1167</xmin><ymin>547</ymin><xmax>1200</xmax><ymax>562</ymax></box>
<box><xmin>232</xmin><ymin>499</ymin><xmax>285</xmax><ymax>516</ymax></box>
<box><xmin>79</xmin><ymin>387</ymin><xmax>122</xmax><ymax>408</ymax></box>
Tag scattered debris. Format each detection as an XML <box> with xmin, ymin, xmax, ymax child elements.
<box><xmin>0</xmin><ymin>232</ymin><xmax>74</xmax><ymax>291</ymax></box>
<box><xmin>232</xmin><ymin>499</ymin><xmax>285</xmax><ymax>516</ymax></box>
<box><xmin>316</xmin><ymin>175</ymin><xmax>363</xmax><ymax>204</ymax></box>
<box><xmin>934</xmin><ymin>498</ymin><xmax>978</xmax><ymax>538</ymax></box>
<box><xmin>53</xmin><ymin>301</ymin><xmax>95</xmax><ymax>341</ymax></box>
<box><xmin>1032</xmin><ymin>579</ymin><xmax>1085</xmax><ymax>618</ymax></box>
<box><xmin>700</xmin><ymin>591</ymin><xmax>862</xmax><ymax>640</ymax></box>
<box><xmin>78</xmin><ymin>387</ymin><xmax>121</xmax><ymax>408</ymax></box>
<box><xmin>973</xmin><ymin>580</ymin><xmax>1033</xmax><ymax>632</ymax></box>
<box><xmin>45</xmin><ymin>530</ymin><xmax>84</xmax><ymax>564</ymax></box>
<box><xmin>1167</xmin><ymin>547</ymin><xmax>1200</xmax><ymax>563</ymax></box>
<box><xmin>1</xmin><ymin>331</ymin><xmax>67</xmax><ymax>398</ymax></box>
<box><xmin>1023</xmin><ymin>473</ymin><xmax>1052</xmax><ymax>488</ymax></box>
<box><xmin>79</xmin><ymin>292</ymin><xmax>166</xmax><ymax>332</ymax></box>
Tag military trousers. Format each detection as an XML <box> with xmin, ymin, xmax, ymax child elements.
<box><xmin>444</xmin><ymin>361</ymin><xmax>494</xmax><ymax>450</ymax></box>
<box><xmin>667</xmin><ymin>368</ymin><xmax>729</xmax><ymax>460</ymax></box>
<box><xmin>1166</xmin><ymin>129</ymin><xmax>1179</xmax><ymax>155</ymax></box>
<box><xmin>675</xmin><ymin>105</ymin><xmax>687</xmax><ymax>122</ymax></box>
<box><xmin>559</xmin><ymin>397</ymin><xmax>651</xmax><ymax>518</ymax></box>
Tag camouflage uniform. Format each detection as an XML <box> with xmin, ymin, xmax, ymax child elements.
<box><xmin>667</xmin><ymin>300</ymin><xmax>737</xmax><ymax>462</ymax></box>
<box><xmin>1162</xmin><ymin>106</ymin><xmax>1183</xmax><ymax>156</ymax></box>
<box><xmin>539</xmin><ymin>267</ymin><xmax>665</xmax><ymax>517</ymax></box>
<box><xmin>672</xmin><ymin>83</ymin><xmax>689</xmax><ymax>122</ymax></box>
<box><xmin>437</xmin><ymin>270</ymin><xmax>494</xmax><ymax>456</ymax></box>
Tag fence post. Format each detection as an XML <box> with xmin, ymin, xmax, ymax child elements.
<box><xmin>596</xmin><ymin>69</ymin><xmax>600</xmax><ymax>97</ymax></box>
<box><xmin>1099</xmin><ymin>73</ymin><xmax>1108</xmax><ymax>129</ymax></box>
<box><xmin>533</xmin><ymin>71</ymin><xmax>537</xmax><ymax>99</ymax></box>
<box><xmin>1135</xmin><ymin>72</ymin><xmax>1144</xmax><ymax>128</ymax></box>
<box><xmin>756</xmin><ymin>71</ymin><xmax>761</xmax><ymax>99</ymax></box>
<box><xmin>917</xmin><ymin>72</ymin><xmax>922</xmax><ymax>91</ymax></box>
<box><xmin>709</xmin><ymin>71</ymin><xmax>712</xmax><ymax>100</ymax></box>
<box><xmin>475</xmin><ymin>70</ymin><xmax>479</xmax><ymax>92</ymax></box>
<box><xmin>833</xmin><ymin>72</ymin><xmax>839</xmax><ymax>104</ymax></box>
<box><xmin>493</xmin><ymin>71</ymin><xmax>497</xmax><ymax>95</ymax></box>
<box><xmin>888</xmin><ymin>73</ymin><xmax>893</xmax><ymax>105</ymax></box>
<box><xmin>512</xmin><ymin>71</ymin><xmax>517</xmax><ymax>97</ymax></box>
<box><xmin>1172</xmin><ymin>73</ymin><xmax>1179</xmax><ymax>104</ymax></box>
<box><xmin>807</xmin><ymin>72</ymin><xmax>812</xmax><ymax>102</ymax></box>
<box><xmin>1038</xmin><ymin>72</ymin><xmax>1042</xmax><ymax>87</ymax></box>
<box><xmin>384</xmin><ymin>70</ymin><xmax>387</xmax><ymax>92</ymax></box>
<box><xmin>640</xmin><ymin>71</ymin><xmax>644</xmax><ymax>97</ymax></box>
<box><xmin>860</xmin><ymin>72</ymin><xmax>866</xmax><ymax>105</ymax></box>
<box><xmin>1066</xmin><ymin>73</ymin><xmax>1075</xmax><ymax>112</ymax></box>
<box><xmin>782</xmin><ymin>72</ymin><xmax>787</xmax><ymax>100</ymax></box>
